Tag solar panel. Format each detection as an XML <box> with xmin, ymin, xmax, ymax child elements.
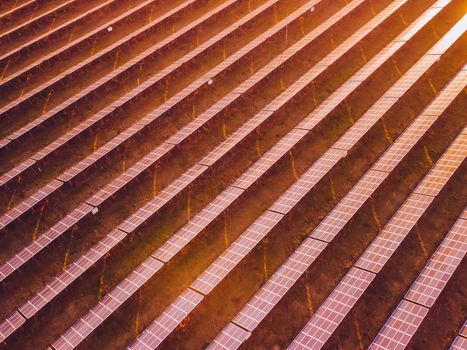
<box><xmin>166</xmin><ymin>94</ymin><xmax>240</xmax><ymax>146</ymax></box>
<box><xmin>127</xmin><ymin>289</ymin><xmax>203</xmax><ymax>350</ymax></box>
<box><xmin>85</xmin><ymin>143</ymin><xmax>174</xmax><ymax>207</ymax></box>
<box><xmin>373</xmin><ymin>123</ymin><xmax>430</xmax><ymax>172</ymax></box>
<box><xmin>0</xmin><ymin>311</ymin><xmax>26</xmax><ymax>343</ymax></box>
<box><xmin>153</xmin><ymin>186</ymin><xmax>243</xmax><ymax>263</ymax></box>
<box><xmin>0</xmin><ymin>158</ymin><xmax>35</xmax><ymax>186</ymax></box>
<box><xmin>450</xmin><ymin>336</ymin><xmax>467</xmax><ymax>350</ymax></box>
<box><xmin>52</xmin><ymin>257</ymin><xmax>163</xmax><ymax>350</ymax></box>
<box><xmin>332</xmin><ymin>97</ymin><xmax>399</xmax><ymax>151</ymax></box>
<box><xmin>370</xmin><ymin>215</ymin><xmax>466</xmax><ymax>349</ymax></box>
<box><xmin>17</xmin><ymin>228</ymin><xmax>127</xmax><ymax>320</ymax></box>
<box><xmin>0</xmin><ymin>138</ymin><xmax>10</xmax><ymax>148</ymax></box>
<box><xmin>414</xmin><ymin>133</ymin><xmax>467</xmax><ymax>197</ymax></box>
<box><xmin>382</xmin><ymin>7</ymin><xmax>444</xmax><ymax>43</ymax></box>
<box><xmin>311</xmin><ymin>170</ymin><xmax>387</xmax><ymax>242</ymax></box>
<box><xmin>355</xmin><ymin>193</ymin><xmax>433</xmax><ymax>273</ymax></box>
<box><xmin>404</xmin><ymin>216</ymin><xmax>466</xmax><ymax>307</ymax></box>
<box><xmin>206</xmin><ymin>323</ymin><xmax>251</xmax><ymax>350</ymax></box>
<box><xmin>190</xmin><ymin>210</ymin><xmax>283</xmax><ymax>295</ymax></box>
<box><xmin>57</xmin><ymin>124</ymin><xmax>148</xmax><ymax>183</ymax></box>
<box><xmin>0</xmin><ymin>179</ymin><xmax>63</xmax><ymax>229</ymax></box>
<box><xmin>373</xmin><ymin>69</ymin><xmax>466</xmax><ymax>172</ymax></box>
<box><xmin>422</xmin><ymin>68</ymin><xmax>467</xmax><ymax>116</ymax></box>
<box><xmin>460</xmin><ymin>321</ymin><xmax>467</xmax><ymax>338</ymax></box>
<box><xmin>0</xmin><ymin>202</ymin><xmax>93</xmax><ymax>282</ymax></box>
<box><xmin>429</xmin><ymin>14</ymin><xmax>467</xmax><ymax>55</ymax></box>
<box><xmin>199</xmin><ymin>110</ymin><xmax>271</xmax><ymax>167</ymax></box>
<box><xmin>287</xmin><ymin>268</ymin><xmax>375</xmax><ymax>350</ymax></box>
<box><xmin>384</xmin><ymin>56</ymin><xmax>440</xmax><ymax>98</ymax></box>
<box><xmin>118</xmin><ymin>164</ymin><xmax>207</xmax><ymax>233</ymax></box>
<box><xmin>232</xmin><ymin>238</ymin><xmax>326</xmax><ymax>332</ymax></box>
<box><xmin>296</xmin><ymin>81</ymin><xmax>360</xmax><ymax>130</ymax></box>
<box><xmin>233</xmin><ymin>128</ymin><xmax>308</xmax><ymax>189</ymax></box>
<box><xmin>269</xmin><ymin>148</ymin><xmax>346</xmax><ymax>214</ymax></box>
<box><xmin>370</xmin><ymin>300</ymin><xmax>429</xmax><ymax>350</ymax></box>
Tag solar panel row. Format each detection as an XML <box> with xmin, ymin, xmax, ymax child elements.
<box><xmin>289</xmin><ymin>267</ymin><xmax>375</xmax><ymax>350</ymax></box>
<box><xmin>355</xmin><ymin>193</ymin><xmax>434</xmax><ymax>272</ymax></box>
<box><xmin>414</xmin><ymin>127</ymin><xmax>467</xmax><ymax>197</ymax></box>
<box><xmin>153</xmin><ymin>186</ymin><xmax>244</xmax><ymax>263</ymax></box>
<box><xmin>127</xmin><ymin>289</ymin><xmax>204</xmax><ymax>350</ymax></box>
<box><xmin>118</xmin><ymin>163</ymin><xmax>207</xmax><ymax>233</ymax></box>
